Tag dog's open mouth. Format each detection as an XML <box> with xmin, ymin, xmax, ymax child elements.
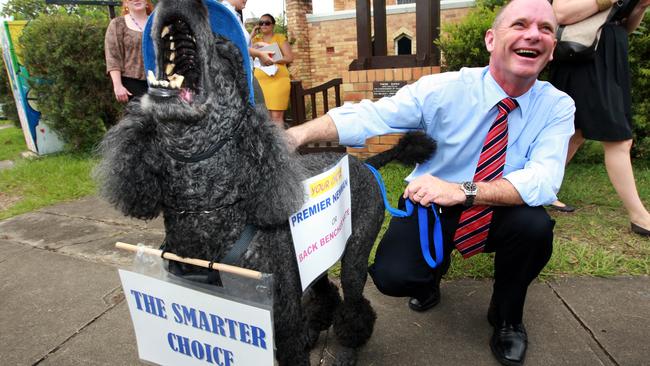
<box><xmin>148</xmin><ymin>18</ymin><xmax>201</xmax><ymax>103</ymax></box>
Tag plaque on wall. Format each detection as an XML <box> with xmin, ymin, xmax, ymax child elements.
<box><xmin>373</xmin><ymin>81</ymin><xmax>407</xmax><ymax>99</ymax></box>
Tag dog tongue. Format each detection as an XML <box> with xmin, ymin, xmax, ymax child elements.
<box><xmin>180</xmin><ymin>88</ymin><xmax>193</xmax><ymax>103</ymax></box>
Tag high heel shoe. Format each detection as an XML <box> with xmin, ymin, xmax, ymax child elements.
<box><xmin>631</xmin><ymin>223</ymin><xmax>650</xmax><ymax>237</ymax></box>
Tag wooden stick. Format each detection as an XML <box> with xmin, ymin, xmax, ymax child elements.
<box><xmin>115</xmin><ymin>242</ymin><xmax>263</xmax><ymax>280</ymax></box>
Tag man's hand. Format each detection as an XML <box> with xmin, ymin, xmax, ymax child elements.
<box><xmin>403</xmin><ymin>175</ymin><xmax>465</xmax><ymax>207</ymax></box>
<box><xmin>284</xmin><ymin>115</ymin><xmax>339</xmax><ymax>152</ymax></box>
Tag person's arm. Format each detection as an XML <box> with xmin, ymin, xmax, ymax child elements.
<box><xmin>403</xmin><ymin>176</ymin><xmax>523</xmax><ymax>207</ymax></box>
<box><xmin>553</xmin><ymin>0</ymin><xmax>617</xmax><ymax>25</ymax></box>
<box><xmin>104</xmin><ymin>19</ymin><xmax>130</xmax><ymax>103</ymax></box>
<box><xmin>624</xmin><ymin>0</ymin><xmax>650</xmax><ymax>33</ymax></box>
<box><xmin>287</xmin><ymin>75</ymin><xmax>433</xmax><ymax>151</ymax></box>
<box><xmin>250</xmin><ymin>24</ymin><xmax>260</xmax><ymax>39</ymax></box>
<box><xmin>405</xmin><ymin>88</ymin><xmax>576</xmax><ymax>208</ymax></box>
<box><xmin>501</xmin><ymin>95</ymin><xmax>576</xmax><ymax>206</ymax></box>
<box><xmin>249</xmin><ymin>47</ymin><xmax>275</xmax><ymax>66</ymax></box>
<box><xmin>285</xmin><ymin>114</ymin><xmax>339</xmax><ymax>149</ymax></box>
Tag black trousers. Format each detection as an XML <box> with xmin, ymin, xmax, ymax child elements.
<box><xmin>369</xmin><ymin>197</ymin><xmax>554</xmax><ymax>323</ymax></box>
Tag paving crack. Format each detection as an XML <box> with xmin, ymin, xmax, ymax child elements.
<box><xmin>55</xmin><ymin>232</ymin><xmax>126</xmax><ymax>250</ymax></box>
<box><xmin>31</xmin><ymin>285</ymin><xmax>126</xmax><ymax>366</ymax></box>
<box><xmin>37</xmin><ymin>210</ymin><xmax>162</xmax><ymax>232</ymax></box>
<box><xmin>547</xmin><ymin>282</ymin><xmax>619</xmax><ymax>366</ymax></box>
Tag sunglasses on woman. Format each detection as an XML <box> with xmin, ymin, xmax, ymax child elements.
<box><xmin>258</xmin><ymin>21</ymin><xmax>273</xmax><ymax>26</ymax></box>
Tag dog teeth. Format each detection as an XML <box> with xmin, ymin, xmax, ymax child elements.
<box><xmin>147</xmin><ymin>70</ymin><xmax>184</xmax><ymax>89</ymax></box>
<box><xmin>169</xmin><ymin>52</ymin><xmax>175</xmax><ymax>62</ymax></box>
<box><xmin>170</xmin><ymin>42</ymin><xmax>175</xmax><ymax>50</ymax></box>
<box><xmin>169</xmin><ymin>74</ymin><xmax>184</xmax><ymax>89</ymax></box>
<box><xmin>161</xmin><ymin>26</ymin><xmax>170</xmax><ymax>38</ymax></box>
<box><xmin>165</xmin><ymin>63</ymin><xmax>175</xmax><ymax>75</ymax></box>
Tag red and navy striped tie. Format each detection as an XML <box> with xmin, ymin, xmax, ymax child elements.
<box><xmin>453</xmin><ymin>97</ymin><xmax>519</xmax><ymax>258</ymax></box>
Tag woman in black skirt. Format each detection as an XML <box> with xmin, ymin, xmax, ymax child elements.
<box><xmin>549</xmin><ymin>0</ymin><xmax>650</xmax><ymax>236</ymax></box>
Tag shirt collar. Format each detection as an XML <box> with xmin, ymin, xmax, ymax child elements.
<box><xmin>482</xmin><ymin>67</ymin><xmax>534</xmax><ymax>120</ymax></box>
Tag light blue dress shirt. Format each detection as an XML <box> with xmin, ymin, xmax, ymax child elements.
<box><xmin>329</xmin><ymin>67</ymin><xmax>576</xmax><ymax>206</ymax></box>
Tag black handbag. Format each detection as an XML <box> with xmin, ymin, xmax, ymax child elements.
<box><xmin>553</xmin><ymin>5</ymin><xmax>618</xmax><ymax>62</ymax></box>
<box><xmin>553</xmin><ymin>0</ymin><xmax>638</xmax><ymax>62</ymax></box>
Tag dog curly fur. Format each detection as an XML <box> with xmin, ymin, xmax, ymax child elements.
<box><xmin>95</xmin><ymin>1</ymin><xmax>435</xmax><ymax>365</ymax></box>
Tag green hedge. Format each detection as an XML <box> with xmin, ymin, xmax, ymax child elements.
<box><xmin>629</xmin><ymin>12</ymin><xmax>650</xmax><ymax>160</ymax></box>
<box><xmin>436</xmin><ymin>5</ymin><xmax>496</xmax><ymax>72</ymax></box>
<box><xmin>437</xmin><ymin>3</ymin><xmax>650</xmax><ymax>161</ymax></box>
<box><xmin>0</xmin><ymin>69</ymin><xmax>19</xmax><ymax>126</ymax></box>
<box><xmin>20</xmin><ymin>14</ymin><xmax>120</xmax><ymax>151</ymax></box>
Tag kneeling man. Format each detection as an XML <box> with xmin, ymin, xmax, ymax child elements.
<box><xmin>288</xmin><ymin>0</ymin><xmax>574</xmax><ymax>364</ymax></box>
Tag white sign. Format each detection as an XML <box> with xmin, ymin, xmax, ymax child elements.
<box><xmin>118</xmin><ymin>270</ymin><xmax>274</xmax><ymax>366</ymax></box>
<box><xmin>289</xmin><ymin>155</ymin><xmax>352</xmax><ymax>291</ymax></box>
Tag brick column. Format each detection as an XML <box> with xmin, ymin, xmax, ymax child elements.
<box><xmin>286</xmin><ymin>0</ymin><xmax>313</xmax><ymax>86</ymax></box>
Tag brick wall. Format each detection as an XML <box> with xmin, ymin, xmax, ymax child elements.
<box><xmin>334</xmin><ymin>0</ymin><xmax>400</xmax><ymax>11</ymax></box>
<box><xmin>286</xmin><ymin>0</ymin><xmax>313</xmax><ymax>85</ymax></box>
<box><xmin>303</xmin><ymin>6</ymin><xmax>471</xmax><ymax>88</ymax></box>
<box><xmin>341</xmin><ymin>66</ymin><xmax>440</xmax><ymax>158</ymax></box>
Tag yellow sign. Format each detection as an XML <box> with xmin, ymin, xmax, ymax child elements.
<box><xmin>309</xmin><ymin>166</ymin><xmax>342</xmax><ymax>198</ymax></box>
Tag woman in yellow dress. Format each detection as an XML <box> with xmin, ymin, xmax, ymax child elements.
<box><xmin>251</xmin><ymin>14</ymin><xmax>294</xmax><ymax>128</ymax></box>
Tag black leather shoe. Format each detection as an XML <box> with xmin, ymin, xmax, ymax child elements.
<box><xmin>631</xmin><ymin>222</ymin><xmax>650</xmax><ymax>237</ymax></box>
<box><xmin>408</xmin><ymin>288</ymin><xmax>440</xmax><ymax>312</ymax></box>
<box><xmin>548</xmin><ymin>202</ymin><xmax>575</xmax><ymax>213</ymax></box>
<box><xmin>490</xmin><ymin>321</ymin><xmax>528</xmax><ymax>366</ymax></box>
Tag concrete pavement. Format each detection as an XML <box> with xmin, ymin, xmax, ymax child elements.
<box><xmin>1</xmin><ymin>196</ymin><xmax>648</xmax><ymax>365</ymax></box>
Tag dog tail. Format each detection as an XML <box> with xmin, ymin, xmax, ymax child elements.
<box><xmin>364</xmin><ymin>131</ymin><xmax>436</xmax><ymax>169</ymax></box>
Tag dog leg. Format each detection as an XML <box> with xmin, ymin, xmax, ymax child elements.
<box><xmin>302</xmin><ymin>275</ymin><xmax>342</xmax><ymax>350</ymax></box>
<box><xmin>331</xmin><ymin>226</ymin><xmax>380</xmax><ymax>365</ymax></box>
<box><xmin>272</xmin><ymin>259</ymin><xmax>311</xmax><ymax>366</ymax></box>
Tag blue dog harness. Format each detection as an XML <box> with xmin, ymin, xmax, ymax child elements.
<box><xmin>364</xmin><ymin>163</ymin><xmax>444</xmax><ymax>268</ymax></box>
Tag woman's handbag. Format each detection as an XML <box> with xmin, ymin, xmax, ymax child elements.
<box><xmin>553</xmin><ymin>5</ymin><xmax>618</xmax><ymax>62</ymax></box>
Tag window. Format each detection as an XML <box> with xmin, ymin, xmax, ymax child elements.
<box><xmin>394</xmin><ymin>34</ymin><xmax>412</xmax><ymax>55</ymax></box>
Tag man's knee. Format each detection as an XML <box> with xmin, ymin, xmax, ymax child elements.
<box><xmin>368</xmin><ymin>261</ymin><xmax>411</xmax><ymax>297</ymax></box>
<box><xmin>496</xmin><ymin>206</ymin><xmax>554</xmax><ymax>255</ymax></box>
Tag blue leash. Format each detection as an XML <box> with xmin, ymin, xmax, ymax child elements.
<box><xmin>365</xmin><ymin>163</ymin><xmax>444</xmax><ymax>268</ymax></box>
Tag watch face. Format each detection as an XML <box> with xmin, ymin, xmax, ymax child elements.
<box><xmin>463</xmin><ymin>181</ymin><xmax>477</xmax><ymax>193</ymax></box>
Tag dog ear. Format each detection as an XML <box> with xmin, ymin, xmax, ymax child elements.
<box><xmin>94</xmin><ymin>103</ymin><xmax>163</xmax><ymax>220</ymax></box>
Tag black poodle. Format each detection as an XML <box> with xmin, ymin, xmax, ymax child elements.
<box><xmin>95</xmin><ymin>1</ymin><xmax>435</xmax><ymax>365</ymax></box>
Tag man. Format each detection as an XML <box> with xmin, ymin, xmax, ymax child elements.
<box><xmin>286</xmin><ymin>0</ymin><xmax>574</xmax><ymax>365</ymax></box>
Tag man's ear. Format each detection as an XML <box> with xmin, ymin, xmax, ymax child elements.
<box><xmin>485</xmin><ymin>28</ymin><xmax>495</xmax><ymax>53</ymax></box>
<box><xmin>548</xmin><ymin>38</ymin><xmax>557</xmax><ymax>62</ymax></box>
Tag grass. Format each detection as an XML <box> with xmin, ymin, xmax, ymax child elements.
<box><xmin>0</xmin><ymin>122</ymin><xmax>27</xmax><ymax>161</ymax></box>
<box><xmin>371</xmin><ymin>160</ymin><xmax>650</xmax><ymax>279</ymax></box>
<box><xmin>0</xmin><ymin>124</ymin><xmax>648</xmax><ymax>278</ymax></box>
<box><xmin>0</xmin><ymin>126</ymin><xmax>97</xmax><ymax>219</ymax></box>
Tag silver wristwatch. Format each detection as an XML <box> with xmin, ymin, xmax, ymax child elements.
<box><xmin>461</xmin><ymin>181</ymin><xmax>477</xmax><ymax>207</ymax></box>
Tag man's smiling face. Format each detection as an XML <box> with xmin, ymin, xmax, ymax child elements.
<box><xmin>485</xmin><ymin>0</ymin><xmax>557</xmax><ymax>94</ymax></box>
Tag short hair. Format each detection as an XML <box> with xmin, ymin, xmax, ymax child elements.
<box><xmin>260</xmin><ymin>13</ymin><xmax>276</xmax><ymax>24</ymax></box>
<box><xmin>491</xmin><ymin>1</ymin><xmax>514</xmax><ymax>29</ymax></box>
